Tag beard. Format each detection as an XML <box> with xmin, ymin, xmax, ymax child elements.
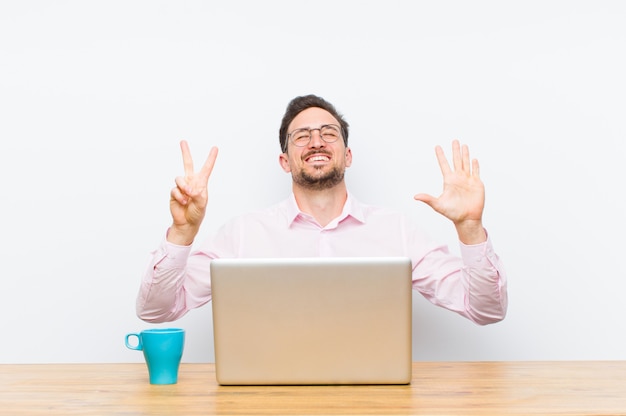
<box><xmin>291</xmin><ymin>164</ymin><xmax>345</xmax><ymax>191</ymax></box>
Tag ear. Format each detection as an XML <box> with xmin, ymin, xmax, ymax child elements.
<box><xmin>344</xmin><ymin>147</ymin><xmax>353</xmax><ymax>168</ymax></box>
<box><xmin>279</xmin><ymin>152</ymin><xmax>291</xmax><ymax>173</ymax></box>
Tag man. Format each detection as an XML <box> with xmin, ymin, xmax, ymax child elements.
<box><xmin>137</xmin><ymin>94</ymin><xmax>507</xmax><ymax>325</ymax></box>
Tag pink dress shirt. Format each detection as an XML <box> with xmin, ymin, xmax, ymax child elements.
<box><xmin>137</xmin><ymin>193</ymin><xmax>508</xmax><ymax>325</ymax></box>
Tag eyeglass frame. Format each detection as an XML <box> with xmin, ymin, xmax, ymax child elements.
<box><xmin>284</xmin><ymin>124</ymin><xmax>345</xmax><ymax>152</ymax></box>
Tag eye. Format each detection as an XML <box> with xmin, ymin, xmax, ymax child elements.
<box><xmin>291</xmin><ymin>129</ymin><xmax>310</xmax><ymax>144</ymax></box>
<box><xmin>321</xmin><ymin>125</ymin><xmax>340</xmax><ymax>139</ymax></box>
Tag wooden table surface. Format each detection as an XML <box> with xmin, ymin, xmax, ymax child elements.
<box><xmin>1</xmin><ymin>361</ymin><xmax>626</xmax><ymax>415</ymax></box>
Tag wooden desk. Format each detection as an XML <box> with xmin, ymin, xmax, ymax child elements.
<box><xmin>1</xmin><ymin>362</ymin><xmax>625</xmax><ymax>415</ymax></box>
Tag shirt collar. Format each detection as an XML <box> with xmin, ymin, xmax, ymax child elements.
<box><xmin>282</xmin><ymin>192</ymin><xmax>366</xmax><ymax>227</ymax></box>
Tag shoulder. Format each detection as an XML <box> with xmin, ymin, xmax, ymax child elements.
<box><xmin>349</xmin><ymin>194</ymin><xmax>408</xmax><ymax>220</ymax></box>
<box><xmin>220</xmin><ymin>198</ymin><xmax>290</xmax><ymax>228</ymax></box>
<box><xmin>347</xmin><ymin>195</ymin><xmax>420</xmax><ymax>233</ymax></box>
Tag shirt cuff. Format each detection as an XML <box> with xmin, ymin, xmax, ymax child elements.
<box><xmin>152</xmin><ymin>238</ymin><xmax>194</xmax><ymax>270</ymax></box>
<box><xmin>458</xmin><ymin>231</ymin><xmax>497</xmax><ymax>267</ymax></box>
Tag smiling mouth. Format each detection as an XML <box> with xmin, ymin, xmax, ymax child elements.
<box><xmin>304</xmin><ymin>153</ymin><xmax>331</xmax><ymax>163</ymax></box>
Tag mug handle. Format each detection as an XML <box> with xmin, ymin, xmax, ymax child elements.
<box><xmin>125</xmin><ymin>333</ymin><xmax>143</xmax><ymax>350</ymax></box>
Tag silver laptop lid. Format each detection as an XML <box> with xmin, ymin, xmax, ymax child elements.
<box><xmin>210</xmin><ymin>257</ymin><xmax>412</xmax><ymax>385</ymax></box>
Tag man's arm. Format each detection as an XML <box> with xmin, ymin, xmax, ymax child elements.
<box><xmin>459</xmin><ymin>236</ymin><xmax>508</xmax><ymax>324</ymax></box>
<box><xmin>136</xmin><ymin>240</ymin><xmax>192</xmax><ymax>322</ymax></box>
<box><xmin>410</xmin><ymin>233</ymin><xmax>507</xmax><ymax>326</ymax></box>
<box><xmin>413</xmin><ymin>140</ymin><xmax>507</xmax><ymax>324</ymax></box>
<box><xmin>136</xmin><ymin>141</ymin><xmax>218</xmax><ymax>322</ymax></box>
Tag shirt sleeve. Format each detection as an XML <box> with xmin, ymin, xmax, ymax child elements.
<box><xmin>458</xmin><ymin>236</ymin><xmax>508</xmax><ymax>324</ymax></box>
<box><xmin>136</xmin><ymin>235</ymin><xmax>213</xmax><ymax>323</ymax></box>
<box><xmin>411</xmin><ymin>231</ymin><xmax>508</xmax><ymax>325</ymax></box>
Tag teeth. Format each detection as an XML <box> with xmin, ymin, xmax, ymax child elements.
<box><xmin>309</xmin><ymin>155</ymin><xmax>329</xmax><ymax>162</ymax></box>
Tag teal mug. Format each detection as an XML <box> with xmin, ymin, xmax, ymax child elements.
<box><xmin>125</xmin><ymin>328</ymin><xmax>185</xmax><ymax>384</ymax></box>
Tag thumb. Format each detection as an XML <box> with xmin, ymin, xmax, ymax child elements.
<box><xmin>413</xmin><ymin>193</ymin><xmax>436</xmax><ymax>207</ymax></box>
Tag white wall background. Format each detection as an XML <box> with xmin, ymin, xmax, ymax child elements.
<box><xmin>1</xmin><ymin>1</ymin><xmax>625</xmax><ymax>364</ymax></box>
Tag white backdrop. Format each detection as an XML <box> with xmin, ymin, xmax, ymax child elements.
<box><xmin>1</xmin><ymin>1</ymin><xmax>625</xmax><ymax>364</ymax></box>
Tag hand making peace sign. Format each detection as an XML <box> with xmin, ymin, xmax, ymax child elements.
<box><xmin>168</xmin><ymin>140</ymin><xmax>219</xmax><ymax>246</ymax></box>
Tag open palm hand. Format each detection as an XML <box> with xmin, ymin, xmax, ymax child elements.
<box><xmin>414</xmin><ymin>140</ymin><xmax>486</xmax><ymax>243</ymax></box>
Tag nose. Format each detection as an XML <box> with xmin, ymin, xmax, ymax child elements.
<box><xmin>308</xmin><ymin>128</ymin><xmax>325</xmax><ymax>148</ymax></box>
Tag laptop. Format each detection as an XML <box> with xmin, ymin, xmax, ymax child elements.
<box><xmin>210</xmin><ymin>257</ymin><xmax>413</xmax><ymax>385</ymax></box>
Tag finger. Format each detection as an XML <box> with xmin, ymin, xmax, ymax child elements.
<box><xmin>413</xmin><ymin>193</ymin><xmax>436</xmax><ymax>206</ymax></box>
<box><xmin>198</xmin><ymin>146</ymin><xmax>219</xmax><ymax>183</ymax></box>
<box><xmin>174</xmin><ymin>176</ymin><xmax>192</xmax><ymax>196</ymax></box>
<box><xmin>472</xmin><ymin>158</ymin><xmax>480</xmax><ymax>178</ymax></box>
<box><xmin>434</xmin><ymin>145</ymin><xmax>451</xmax><ymax>176</ymax></box>
<box><xmin>180</xmin><ymin>140</ymin><xmax>195</xmax><ymax>177</ymax></box>
<box><xmin>170</xmin><ymin>186</ymin><xmax>189</xmax><ymax>205</ymax></box>
<box><xmin>461</xmin><ymin>143</ymin><xmax>470</xmax><ymax>173</ymax></box>
<box><xmin>451</xmin><ymin>139</ymin><xmax>462</xmax><ymax>172</ymax></box>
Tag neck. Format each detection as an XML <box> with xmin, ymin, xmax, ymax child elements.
<box><xmin>292</xmin><ymin>182</ymin><xmax>348</xmax><ymax>227</ymax></box>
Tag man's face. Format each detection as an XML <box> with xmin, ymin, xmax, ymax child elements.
<box><xmin>279</xmin><ymin>107</ymin><xmax>352</xmax><ymax>191</ymax></box>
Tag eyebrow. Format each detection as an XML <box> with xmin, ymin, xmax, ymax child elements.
<box><xmin>291</xmin><ymin>124</ymin><xmax>339</xmax><ymax>132</ymax></box>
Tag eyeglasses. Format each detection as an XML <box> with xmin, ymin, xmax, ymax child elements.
<box><xmin>287</xmin><ymin>124</ymin><xmax>342</xmax><ymax>148</ymax></box>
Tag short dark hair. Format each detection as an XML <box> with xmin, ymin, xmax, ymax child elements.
<box><xmin>279</xmin><ymin>95</ymin><xmax>349</xmax><ymax>153</ymax></box>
